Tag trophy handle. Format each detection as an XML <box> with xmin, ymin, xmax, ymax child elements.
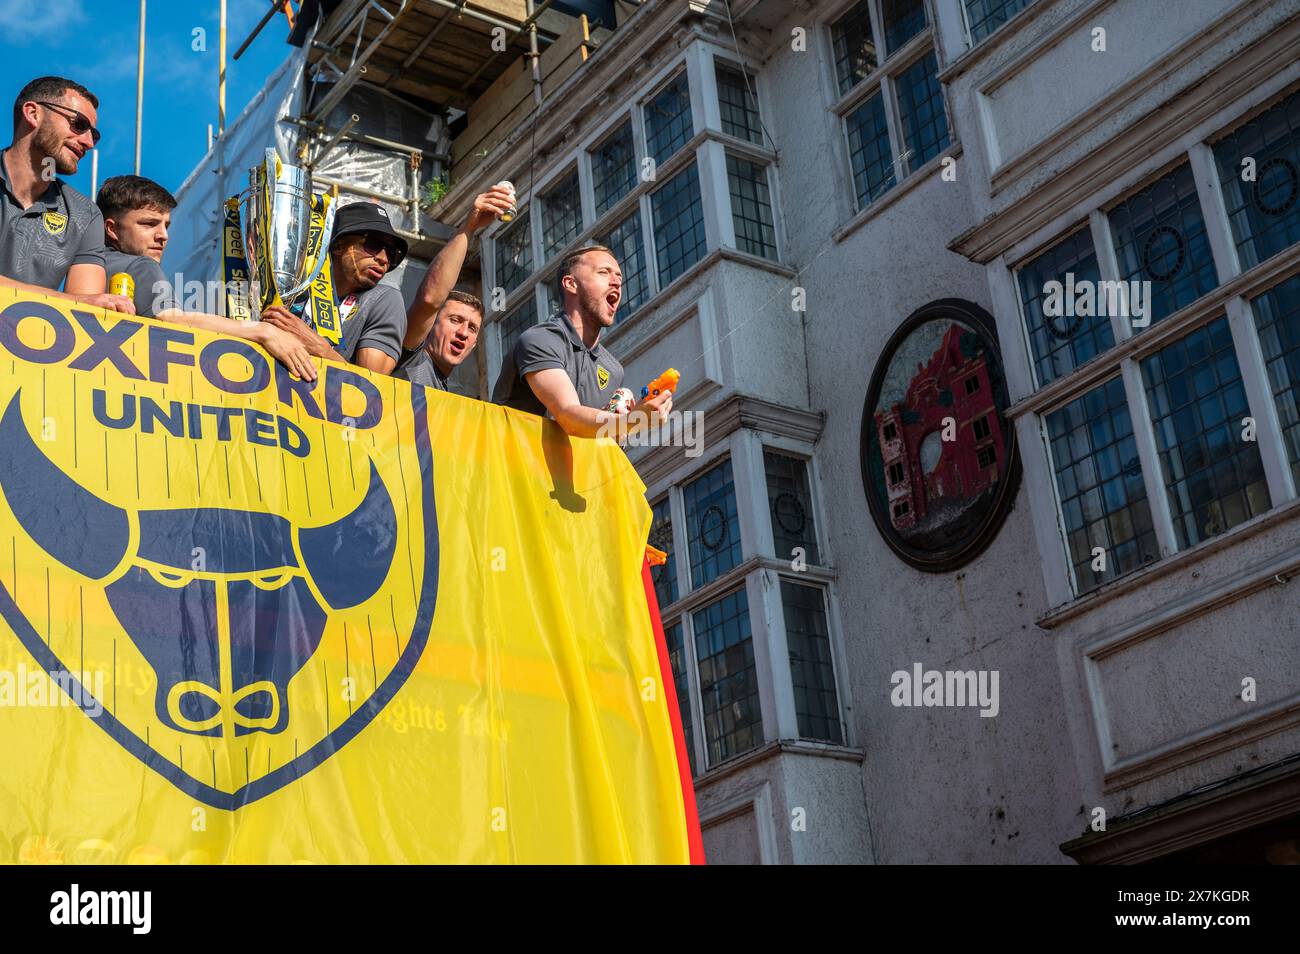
<box><xmin>279</xmin><ymin>194</ymin><xmax>337</xmax><ymax>303</ymax></box>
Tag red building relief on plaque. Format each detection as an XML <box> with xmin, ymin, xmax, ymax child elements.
<box><xmin>874</xmin><ymin>324</ymin><xmax>1003</xmax><ymax>534</ymax></box>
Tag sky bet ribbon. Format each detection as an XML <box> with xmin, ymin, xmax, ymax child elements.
<box><xmin>221</xmin><ymin>174</ymin><xmax>340</xmax><ymax>345</ymax></box>
<box><xmin>303</xmin><ymin>194</ymin><xmax>340</xmax><ymax>344</ymax></box>
<box><xmin>221</xmin><ymin>198</ymin><xmax>252</xmax><ymax>323</ymax></box>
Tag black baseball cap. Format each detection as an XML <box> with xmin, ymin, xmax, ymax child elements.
<box><xmin>330</xmin><ymin>201</ymin><xmax>408</xmax><ymax>266</ymax></box>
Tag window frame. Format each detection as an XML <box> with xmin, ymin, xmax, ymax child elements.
<box><xmin>648</xmin><ymin>428</ymin><xmax>849</xmax><ymax>777</ymax></box>
<box><xmin>480</xmin><ymin>40</ymin><xmax>786</xmax><ymax>390</ymax></box>
<box><xmin>537</xmin><ymin>163</ymin><xmax>585</xmax><ymax>262</ymax></box>
<box><xmin>824</xmin><ymin>0</ymin><xmax>953</xmax><ymax>214</ymax></box>
<box><xmin>642</xmin><ymin>66</ymin><xmax>697</xmax><ymax>169</ymax></box>
<box><xmin>1000</xmin><ymin>90</ymin><xmax>1300</xmax><ymax>604</ymax></box>
<box><xmin>707</xmin><ymin>51</ymin><xmax>783</xmax><ymax>263</ymax></box>
<box><xmin>725</xmin><ymin>151</ymin><xmax>780</xmax><ymax>261</ymax></box>
<box><xmin>589</xmin><ymin>117</ymin><xmax>639</xmax><ymax>219</ymax></box>
<box><xmin>957</xmin><ymin>0</ymin><xmax>1040</xmax><ymax>49</ymax></box>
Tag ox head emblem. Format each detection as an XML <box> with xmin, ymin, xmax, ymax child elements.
<box><xmin>0</xmin><ymin>389</ymin><xmax>439</xmax><ymax>809</ymax></box>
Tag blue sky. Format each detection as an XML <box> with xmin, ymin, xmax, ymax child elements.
<box><xmin>0</xmin><ymin>0</ymin><xmax>293</xmax><ymax>198</ymax></box>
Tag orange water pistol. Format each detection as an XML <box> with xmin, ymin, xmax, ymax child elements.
<box><xmin>641</xmin><ymin>368</ymin><xmax>680</xmax><ymax>399</ymax></box>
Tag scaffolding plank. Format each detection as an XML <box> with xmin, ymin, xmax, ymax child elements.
<box><xmin>452</xmin><ymin>15</ymin><xmax>592</xmax><ymax>173</ymax></box>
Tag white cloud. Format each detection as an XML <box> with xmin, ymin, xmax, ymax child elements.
<box><xmin>0</xmin><ymin>0</ymin><xmax>85</xmax><ymax>42</ymax></box>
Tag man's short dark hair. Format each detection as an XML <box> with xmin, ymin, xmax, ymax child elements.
<box><xmin>96</xmin><ymin>175</ymin><xmax>177</xmax><ymax>222</ymax></box>
<box><xmin>13</xmin><ymin>76</ymin><xmax>98</xmax><ymax>131</ymax></box>
<box><xmin>441</xmin><ymin>289</ymin><xmax>483</xmax><ymax>317</ymax></box>
<box><xmin>560</xmin><ymin>244</ymin><xmax>614</xmax><ymax>279</ymax></box>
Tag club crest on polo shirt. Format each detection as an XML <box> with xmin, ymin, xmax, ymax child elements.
<box><xmin>42</xmin><ymin>211</ymin><xmax>67</xmax><ymax>236</ymax></box>
<box><xmin>597</xmin><ymin>366</ymin><xmax>610</xmax><ymax>389</ymax></box>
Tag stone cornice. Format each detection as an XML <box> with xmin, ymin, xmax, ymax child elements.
<box><xmin>629</xmin><ymin>391</ymin><xmax>825</xmax><ymax>490</ymax></box>
<box><xmin>949</xmin><ymin>6</ymin><xmax>1300</xmax><ymax>265</ymax></box>
<box><xmin>1061</xmin><ymin>756</ymin><xmax>1300</xmax><ymax>864</ymax></box>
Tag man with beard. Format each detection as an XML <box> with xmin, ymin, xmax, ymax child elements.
<box><xmin>491</xmin><ymin>244</ymin><xmax>672</xmax><ymax>437</ymax></box>
<box><xmin>0</xmin><ymin>76</ymin><xmax>131</xmax><ymax>311</ymax></box>
<box><xmin>259</xmin><ymin>201</ymin><xmax>407</xmax><ymax>374</ymax></box>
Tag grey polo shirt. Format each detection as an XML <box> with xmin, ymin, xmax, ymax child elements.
<box><xmin>333</xmin><ymin>282</ymin><xmax>405</xmax><ymax>365</ymax></box>
<box><xmin>395</xmin><ymin>347</ymin><xmax>449</xmax><ymax>391</ymax></box>
<box><xmin>0</xmin><ymin>149</ymin><xmax>106</xmax><ymax>290</ymax></box>
<box><xmin>104</xmin><ymin>249</ymin><xmax>179</xmax><ymax>318</ymax></box>
<box><xmin>491</xmin><ymin>312</ymin><xmax>624</xmax><ymax>417</ymax></box>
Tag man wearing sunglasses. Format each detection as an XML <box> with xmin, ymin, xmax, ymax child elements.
<box><xmin>259</xmin><ymin>201</ymin><xmax>407</xmax><ymax>374</ymax></box>
<box><xmin>1</xmin><ymin>76</ymin><xmax>130</xmax><ymax>312</ymax></box>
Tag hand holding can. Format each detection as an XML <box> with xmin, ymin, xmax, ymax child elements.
<box><xmin>495</xmin><ymin>180</ymin><xmax>518</xmax><ymax>222</ymax></box>
<box><xmin>605</xmin><ymin>387</ymin><xmax>635</xmax><ymax>414</ymax></box>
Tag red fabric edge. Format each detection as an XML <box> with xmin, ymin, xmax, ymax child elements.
<box><xmin>641</xmin><ymin>557</ymin><xmax>706</xmax><ymax>865</ymax></box>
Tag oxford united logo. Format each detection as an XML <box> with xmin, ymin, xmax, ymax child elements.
<box><xmin>0</xmin><ymin>301</ymin><xmax>439</xmax><ymax>809</ymax></box>
<box><xmin>42</xmin><ymin>211</ymin><xmax>68</xmax><ymax>236</ymax></box>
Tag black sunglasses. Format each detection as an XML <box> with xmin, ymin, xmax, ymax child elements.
<box><xmin>359</xmin><ymin>232</ymin><xmax>402</xmax><ymax>261</ymax></box>
<box><xmin>37</xmin><ymin>101</ymin><xmax>101</xmax><ymax>145</ymax></box>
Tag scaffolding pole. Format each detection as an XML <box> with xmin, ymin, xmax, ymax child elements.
<box><xmin>307</xmin><ymin>0</ymin><xmax>419</xmax><ymax>122</ymax></box>
<box><xmin>134</xmin><ymin>0</ymin><xmax>145</xmax><ymax>175</ymax></box>
<box><xmin>459</xmin><ymin>0</ymin><xmax>560</xmax><ymax>93</ymax></box>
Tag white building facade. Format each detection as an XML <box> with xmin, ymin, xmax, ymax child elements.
<box><xmin>431</xmin><ymin>0</ymin><xmax>1300</xmax><ymax>864</ymax></box>
<box><xmin>171</xmin><ymin>0</ymin><xmax>1300</xmax><ymax>863</ymax></box>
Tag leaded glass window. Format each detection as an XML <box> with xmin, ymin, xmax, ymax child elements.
<box><xmin>1213</xmin><ymin>87</ymin><xmax>1300</xmax><ymax>271</ymax></box>
<box><xmin>649</xmin><ymin>497</ymin><xmax>678</xmax><ymax>609</ymax></box>
<box><xmin>664</xmin><ymin>621</ymin><xmax>697</xmax><ymax>775</ymax></box>
<box><xmin>644</xmin><ymin>72</ymin><xmax>693</xmax><ymax>166</ymax></box>
<box><xmin>716</xmin><ymin>63</ymin><xmax>762</xmax><ymax>144</ymax></box>
<box><xmin>1110</xmin><ymin>164</ymin><xmax>1219</xmax><ymax>328</ymax></box>
<box><xmin>764</xmin><ymin>451</ymin><xmax>819</xmax><ymax>565</ymax></box>
<box><xmin>1141</xmin><ymin>317</ymin><xmax>1269</xmax><ymax>549</ymax></box>
<box><xmin>540</xmin><ymin>169</ymin><xmax>582</xmax><ymax>260</ymax></box>
<box><xmin>1017</xmin><ymin>229</ymin><xmax>1115</xmax><ymax>386</ymax></box>
<box><xmin>598</xmin><ymin>209</ymin><xmax>649</xmax><ymax>320</ymax></box>
<box><xmin>683</xmin><ymin>458</ymin><xmax>742</xmax><ymax>588</ymax></box>
<box><xmin>1046</xmin><ymin>378</ymin><xmax>1158</xmax><ymax>593</ymax></box>
<box><xmin>1251</xmin><ymin>274</ymin><xmax>1300</xmax><ymax>484</ymax></box>
<box><xmin>895</xmin><ymin>51</ymin><xmax>949</xmax><ymax>174</ymax></box>
<box><xmin>831</xmin><ymin>1</ymin><xmax>878</xmax><ymax>96</ymax></box>
<box><xmin>693</xmin><ymin>589</ymin><xmax>762</xmax><ymax>764</ymax></box>
<box><xmin>781</xmin><ymin>582</ymin><xmax>842</xmax><ymax>744</ymax></box>
<box><xmin>964</xmin><ymin>0</ymin><xmax>1037</xmax><ymax>44</ymax></box>
<box><xmin>651</xmin><ymin>162</ymin><xmax>707</xmax><ymax>287</ymax></box>
<box><xmin>497</xmin><ymin>294</ymin><xmax>537</xmax><ymax>361</ymax></box>
<box><xmin>591</xmin><ymin>120</ymin><xmax>637</xmax><ymax>216</ymax></box>
<box><xmin>494</xmin><ymin>211</ymin><xmax>533</xmax><ymax>296</ymax></box>
<box><xmin>846</xmin><ymin>92</ymin><xmax>896</xmax><ymax>208</ymax></box>
<box><xmin>727</xmin><ymin>155</ymin><xmax>777</xmax><ymax>260</ymax></box>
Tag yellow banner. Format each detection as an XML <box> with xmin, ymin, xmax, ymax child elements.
<box><xmin>0</xmin><ymin>288</ymin><xmax>699</xmax><ymax>864</ymax></box>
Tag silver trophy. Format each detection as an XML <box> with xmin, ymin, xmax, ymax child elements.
<box><xmin>240</xmin><ymin>148</ymin><xmax>335</xmax><ymax>317</ymax></box>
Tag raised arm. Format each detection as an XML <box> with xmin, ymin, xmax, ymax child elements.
<box><xmin>404</xmin><ymin>186</ymin><xmax>514</xmax><ymax>350</ymax></box>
